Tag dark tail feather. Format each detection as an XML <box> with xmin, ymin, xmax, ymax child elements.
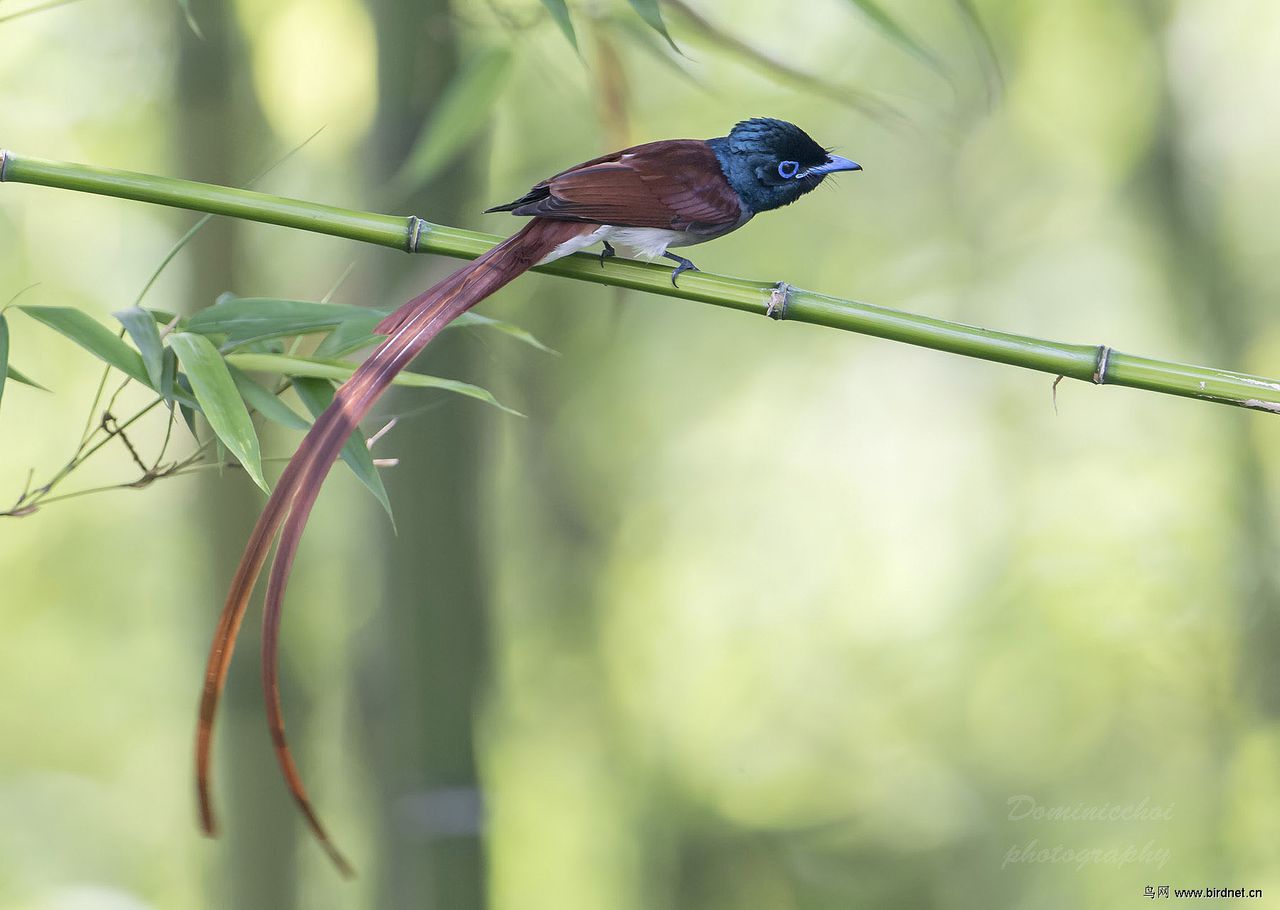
<box><xmin>195</xmin><ymin>217</ymin><xmax>590</xmax><ymax>873</ymax></box>
<box><xmin>481</xmin><ymin>185</ymin><xmax>550</xmax><ymax>216</ymax></box>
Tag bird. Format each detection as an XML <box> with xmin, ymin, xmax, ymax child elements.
<box><xmin>194</xmin><ymin>117</ymin><xmax>862</xmax><ymax>875</ymax></box>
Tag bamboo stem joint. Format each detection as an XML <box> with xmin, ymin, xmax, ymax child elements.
<box><xmin>405</xmin><ymin>215</ymin><xmax>428</xmax><ymax>253</ymax></box>
<box><xmin>766</xmin><ymin>281</ymin><xmax>791</xmax><ymax>320</ymax></box>
<box><xmin>1093</xmin><ymin>345</ymin><xmax>1111</xmax><ymax>385</ymax></box>
<box><xmin>5</xmin><ymin>149</ymin><xmax>1280</xmax><ymax>417</ymax></box>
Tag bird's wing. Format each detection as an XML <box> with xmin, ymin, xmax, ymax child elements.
<box><xmin>489</xmin><ymin>140</ymin><xmax>743</xmax><ymax>232</ymax></box>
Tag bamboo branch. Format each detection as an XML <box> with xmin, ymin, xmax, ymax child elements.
<box><xmin>4</xmin><ymin>148</ymin><xmax>1279</xmax><ymax>414</ymax></box>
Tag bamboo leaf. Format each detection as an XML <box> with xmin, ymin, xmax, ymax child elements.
<box><xmin>172</xmin><ymin>368</ymin><xmax>199</xmax><ymax>437</ymax></box>
<box><xmin>453</xmin><ymin>312</ymin><xmax>558</xmax><ymax>355</ymax></box>
<box><xmin>187</xmin><ymin>296</ymin><xmax>378</xmax><ymax>347</ymax></box>
<box><xmin>611</xmin><ymin>14</ymin><xmax>704</xmax><ymax>89</ymax></box>
<box><xmin>624</xmin><ymin>0</ymin><xmax>682</xmax><ymax>54</ymax></box>
<box><xmin>292</xmin><ymin>377</ymin><xmax>394</xmax><ymax>521</ymax></box>
<box><xmin>231</xmin><ymin>364</ymin><xmax>393</xmax><ymax>519</ymax></box>
<box><xmin>386</xmin><ymin>47</ymin><xmax>515</xmax><ymax>199</ymax></box>
<box><xmin>228</xmin><ymin>366</ymin><xmax>309</xmax><ymax>431</ymax></box>
<box><xmin>189</xmin><ymin>298</ymin><xmax>556</xmax><ymax>358</ymax></box>
<box><xmin>224</xmin><ymin>352</ymin><xmax>522</xmax><ymax>416</ymax></box>
<box><xmin>539</xmin><ymin>0</ymin><xmax>579</xmax><ymax>52</ymax></box>
<box><xmin>952</xmin><ymin>0</ymin><xmax>1004</xmax><ymax>97</ymax></box>
<box><xmin>179</xmin><ymin>401</ymin><xmax>199</xmax><ymax>438</ymax></box>
<box><xmin>0</xmin><ymin>0</ymin><xmax>90</xmax><ymax>26</ymax></box>
<box><xmin>168</xmin><ymin>332</ymin><xmax>268</xmax><ymax>492</ymax></box>
<box><xmin>4</xmin><ymin>363</ymin><xmax>49</xmax><ymax>391</ymax></box>
<box><xmin>0</xmin><ymin>313</ymin><xmax>8</xmax><ymax>417</ymax></box>
<box><xmin>157</xmin><ymin>349</ymin><xmax>203</xmax><ymax>413</ymax></box>
<box><xmin>312</xmin><ymin>319</ymin><xmax>382</xmax><ymax>359</ymax></box>
<box><xmin>19</xmin><ymin>306</ymin><xmax>151</xmax><ymax>387</ymax></box>
<box><xmin>143</xmin><ymin>307</ymin><xmax>181</xmax><ymax>326</ymax></box>
<box><xmin>159</xmin><ymin>347</ymin><xmax>179</xmax><ymax>409</ymax></box>
<box><xmin>664</xmin><ymin>0</ymin><xmax>906</xmax><ymax>125</ymax></box>
<box><xmin>114</xmin><ymin>306</ymin><xmax>166</xmax><ymax>390</ymax></box>
<box><xmin>176</xmin><ymin>0</ymin><xmax>204</xmax><ymax>38</ymax></box>
<box><xmin>843</xmin><ymin>0</ymin><xmax>945</xmax><ymax>76</ymax></box>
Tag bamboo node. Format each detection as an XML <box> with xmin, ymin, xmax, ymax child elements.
<box><xmin>1092</xmin><ymin>345</ymin><xmax>1111</xmax><ymax>385</ymax></box>
<box><xmin>405</xmin><ymin>215</ymin><xmax>428</xmax><ymax>253</ymax></box>
<box><xmin>0</xmin><ymin>150</ymin><xmax>10</xmax><ymax>182</ymax></box>
<box><xmin>766</xmin><ymin>282</ymin><xmax>791</xmax><ymax>320</ymax></box>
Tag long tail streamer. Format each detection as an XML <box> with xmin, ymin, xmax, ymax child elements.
<box><xmin>195</xmin><ymin>218</ymin><xmax>590</xmax><ymax>875</ymax></box>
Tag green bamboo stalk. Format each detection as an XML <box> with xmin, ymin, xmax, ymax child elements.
<box><xmin>4</xmin><ymin>148</ymin><xmax>1279</xmax><ymax>414</ymax></box>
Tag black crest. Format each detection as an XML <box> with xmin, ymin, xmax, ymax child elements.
<box><xmin>724</xmin><ymin>118</ymin><xmax>828</xmax><ymax>168</ymax></box>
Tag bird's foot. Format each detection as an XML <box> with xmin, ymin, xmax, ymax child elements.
<box><xmin>599</xmin><ymin>240</ymin><xmax>616</xmax><ymax>268</ymax></box>
<box><xmin>663</xmin><ymin>252</ymin><xmax>700</xmax><ymax>287</ymax></box>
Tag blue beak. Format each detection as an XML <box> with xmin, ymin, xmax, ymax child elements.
<box><xmin>808</xmin><ymin>155</ymin><xmax>862</xmax><ymax>176</ymax></box>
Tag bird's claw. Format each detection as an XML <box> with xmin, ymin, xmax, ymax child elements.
<box><xmin>664</xmin><ymin>253</ymin><xmax>700</xmax><ymax>288</ymax></box>
<box><xmin>599</xmin><ymin>241</ymin><xmax>616</xmax><ymax>269</ymax></box>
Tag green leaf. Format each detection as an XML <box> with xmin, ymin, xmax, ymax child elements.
<box><xmin>291</xmin><ymin>377</ymin><xmax>394</xmax><ymax>521</ymax></box>
<box><xmin>159</xmin><ymin>347</ymin><xmax>179</xmax><ymax>409</ymax></box>
<box><xmin>179</xmin><ymin>401</ymin><xmax>199</xmax><ymax>439</ymax></box>
<box><xmin>311</xmin><ymin>309</ymin><xmax>556</xmax><ymax>358</ymax></box>
<box><xmin>0</xmin><ymin>0</ymin><xmax>87</xmax><ymax>26</ymax></box>
<box><xmin>540</xmin><ymin>0</ymin><xmax>578</xmax><ymax>52</ymax></box>
<box><xmin>612</xmin><ymin>14</ymin><xmax>704</xmax><ymax>87</ymax></box>
<box><xmin>952</xmin><ymin>0</ymin><xmax>1004</xmax><ymax>98</ymax></box>
<box><xmin>452</xmin><ymin>312</ymin><xmax>558</xmax><ymax>355</ymax></box>
<box><xmin>114</xmin><ymin>306</ymin><xmax>166</xmax><ymax>390</ymax></box>
<box><xmin>171</xmin><ymin>368</ymin><xmax>199</xmax><ymax>436</ymax></box>
<box><xmin>148</xmin><ymin>348</ymin><xmax>199</xmax><ymax>412</ymax></box>
<box><xmin>843</xmin><ymin>0</ymin><xmax>946</xmax><ymax>76</ymax></box>
<box><xmin>187</xmin><ymin>295</ymin><xmax>555</xmax><ymax>358</ymax></box>
<box><xmin>668</xmin><ymin>1</ymin><xmax>905</xmax><ymax>124</ymax></box>
<box><xmin>228</xmin><ymin>366</ymin><xmax>309</xmax><ymax>431</ymax></box>
<box><xmin>168</xmin><ymin>332</ymin><xmax>268</xmax><ymax>492</ymax></box>
<box><xmin>19</xmin><ymin>306</ymin><xmax>151</xmax><ymax>387</ymax></box>
<box><xmin>143</xmin><ymin>307</ymin><xmax>181</xmax><ymax>326</ymax></box>
<box><xmin>176</xmin><ymin>0</ymin><xmax>204</xmax><ymax>38</ymax></box>
<box><xmin>224</xmin><ymin>352</ymin><xmax>522</xmax><ymax>416</ymax></box>
<box><xmin>4</xmin><ymin>363</ymin><xmax>49</xmax><ymax>392</ymax></box>
<box><xmin>187</xmin><ymin>296</ymin><xmax>378</xmax><ymax>347</ymax></box>
<box><xmin>312</xmin><ymin>319</ymin><xmax>383</xmax><ymax>359</ymax></box>
<box><xmin>0</xmin><ymin>313</ymin><xmax>8</xmax><ymax>417</ymax></box>
<box><xmin>386</xmin><ymin>47</ymin><xmax>515</xmax><ymax>199</ymax></box>
<box><xmin>624</xmin><ymin>0</ymin><xmax>681</xmax><ymax>54</ymax></box>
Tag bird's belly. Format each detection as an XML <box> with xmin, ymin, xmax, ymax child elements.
<box><xmin>538</xmin><ymin>225</ymin><xmax>613</xmax><ymax>265</ymax></box>
<box><xmin>606</xmin><ymin>227</ymin><xmax>704</xmax><ymax>259</ymax></box>
<box><xmin>538</xmin><ymin>225</ymin><xmax>704</xmax><ymax>265</ymax></box>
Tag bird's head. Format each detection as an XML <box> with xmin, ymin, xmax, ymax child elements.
<box><xmin>712</xmin><ymin>117</ymin><xmax>861</xmax><ymax>214</ymax></box>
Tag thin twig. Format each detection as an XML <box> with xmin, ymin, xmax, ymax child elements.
<box><xmin>102</xmin><ymin>411</ymin><xmax>150</xmax><ymax>475</ymax></box>
<box><xmin>3</xmin><ymin>396</ymin><xmax>166</xmax><ymax>516</ymax></box>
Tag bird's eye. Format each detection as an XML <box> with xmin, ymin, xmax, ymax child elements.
<box><xmin>777</xmin><ymin>160</ymin><xmax>800</xmax><ymax>179</ymax></box>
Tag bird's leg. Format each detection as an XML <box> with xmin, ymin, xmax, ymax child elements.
<box><xmin>599</xmin><ymin>240</ymin><xmax>616</xmax><ymax>268</ymax></box>
<box><xmin>662</xmin><ymin>251</ymin><xmax>700</xmax><ymax>287</ymax></box>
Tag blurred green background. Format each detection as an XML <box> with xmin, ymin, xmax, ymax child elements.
<box><xmin>3</xmin><ymin>0</ymin><xmax>1280</xmax><ymax>907</ymax></box>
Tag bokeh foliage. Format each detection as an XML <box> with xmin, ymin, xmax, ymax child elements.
<box><xmin>2</xmin><ymin>0</ymin><xmax>1279</xmax><ymax>908</ymax></box>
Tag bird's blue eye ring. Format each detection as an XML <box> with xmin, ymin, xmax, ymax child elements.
<box><xmin>778</xmin><ymin>160</ymin><xmax>800</xmax><ymax>179</ymax></box>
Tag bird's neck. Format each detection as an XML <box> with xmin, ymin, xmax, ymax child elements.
<box><xmin>707</xmin><ymin>136</ymin><xmax>758</xmax><ymax>214</ymax></box>
<box><xmin>707</xmin><ymin>136</ymin><xmax>794</xmax><ymax>216</ymax></box>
